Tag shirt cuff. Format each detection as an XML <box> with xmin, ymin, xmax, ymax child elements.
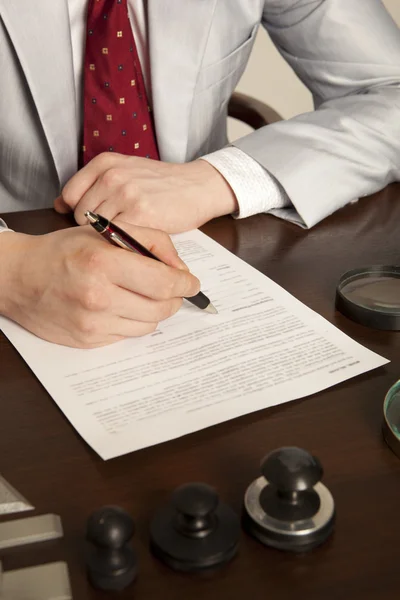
<box><xmin>0</xmin><ymin>219</ymin><xmax>13</xmax><ymax>233</ymax></box>
<box><xmin>200</xmin><ymin>146</ymin><xmax>290</xmax><ymax>219</ymax></box>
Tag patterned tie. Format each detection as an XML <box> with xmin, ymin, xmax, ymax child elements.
<box><xmin>82</xmin><ymin>0</ymin><xmax>159</xmax><ymax>166</ymax></box>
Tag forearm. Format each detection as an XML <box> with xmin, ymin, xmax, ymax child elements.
<box><xmin>233</xmin><ymin>85</ymin><xmax>400</xmax><ymax>227</ymax></box>
<box><xmin>250</xmin><ymin>0</ymin><xmax>400</xmax><ymax>227</ymax></box>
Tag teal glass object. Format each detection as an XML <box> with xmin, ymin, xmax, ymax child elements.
<box><xmin>383</xmin><ymin>380</ymin><xmax>400</xmax><ymax>457</ymax></box>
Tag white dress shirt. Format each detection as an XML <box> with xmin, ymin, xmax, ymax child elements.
<box><xmin>0</xmin><ymin>0</ymin><xmax>287</xmax><ymax>233</ymax></box>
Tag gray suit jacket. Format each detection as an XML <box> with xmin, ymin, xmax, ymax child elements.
<box><xmin>0</xmin><ymin>0</ymin><xmax>399</xmax><ymax>227</ymax></box>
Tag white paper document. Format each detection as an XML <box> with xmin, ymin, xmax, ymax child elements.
<box><xmin>0</xmin><ymin>230</ymin><xmax>388</xmax><ymax>459</ymax></box>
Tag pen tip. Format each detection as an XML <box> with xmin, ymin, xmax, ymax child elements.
<box><xmin>85</xmin><ymin>210</ymin><xmax>98</xmax><ymax>224</ymax></box>
<box><xmin>204</xmin><ymin>303</ymin><xmax>218</xmax><ymax>314</ymax></box>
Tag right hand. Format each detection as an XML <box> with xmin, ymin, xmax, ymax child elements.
<box><xmin>0</xmin><ymin>223</ymin><xmax>200</xmax><ymax>348</ymax></box>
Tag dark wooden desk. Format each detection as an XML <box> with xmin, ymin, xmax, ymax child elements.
<box><xmin>1</xmin><ymin>186</ymin><xmax>400</xmax><ymax>599</ymax></box>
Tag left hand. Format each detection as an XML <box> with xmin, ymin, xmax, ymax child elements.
<box><xmin>55</xmin><ymin>153</ymin><xmax>238</xmax><ymax>233</ymax></box>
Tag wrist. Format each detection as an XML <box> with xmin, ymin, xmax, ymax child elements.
<box><xmin>0</xmin><ymin>231</ymin><xmax>31</xmax><ymax>318</ymax></box>
<box><xmin>187</xmin><ymin>159</ymin><xmax>239</xmax><ymax>221</ymax></box>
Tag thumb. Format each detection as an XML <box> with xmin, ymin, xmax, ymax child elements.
<box><xmin>114</xmin><ymin>220</ymin><xmax>189</xmax><ymax>271</ymax></box>
<box><xmin>54</xmin><ymin>196</ymin><xmax>72</xmax><ymax>214</ymax></box>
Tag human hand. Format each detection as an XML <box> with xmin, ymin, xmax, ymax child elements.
<box><xmin>0</xmin><ymin>223</ymin><xmax>199</xmax><ymax>348</ymax></box>
<box><xmin>54</xmin><ymin>153</ymin><xmax>238</xmax><ymax>234</ymax></box>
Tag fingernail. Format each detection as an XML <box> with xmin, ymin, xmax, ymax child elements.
<box><xmin>189</xmin><ymin>277</ymin><xmax>201</xmax><ymax>296</ymax></box>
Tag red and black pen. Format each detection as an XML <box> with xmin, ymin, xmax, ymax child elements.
<box><xmin>85</xmin><ymin>210</ymin><xmax>218</xmax><ymax>314</ymax></box>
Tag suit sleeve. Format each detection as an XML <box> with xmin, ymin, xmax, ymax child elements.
<box><xmin>232</xmin><ymin>0</ymin><xmax>400</xmax><ymax>227</ymax></box>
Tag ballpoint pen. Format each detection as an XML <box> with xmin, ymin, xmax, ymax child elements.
<box><xmin>85</xmin><ymin>210</ymin><xmax>218</xmax><ymax>314</ymax></box>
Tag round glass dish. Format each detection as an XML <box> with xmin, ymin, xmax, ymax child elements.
<box><xmin>383</xmin><ymin>379</ymin><xmax>400</xmax><ymax>458</ymax></box>
<box><xmin>336</xmin><ymin>266</ymin><xmax>400</xmax><ymax>330</ymax></box>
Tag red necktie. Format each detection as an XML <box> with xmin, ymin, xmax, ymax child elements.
<box><xmin>82</xmin><ymin>0</ymin><xmax>159</xmax><ymax>166</ymax></box>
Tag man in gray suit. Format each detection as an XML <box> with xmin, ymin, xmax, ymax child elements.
<box><xmin>0</xmin><ymin>0</ymin><xmax>399</xmax><ymax>347</ymax></box>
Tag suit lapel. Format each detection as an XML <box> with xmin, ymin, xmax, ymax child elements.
<box><xmin>0</xmin><ymin>0</ymin><xmax>77</xmax><ymax>187</ymax></box>
<box><xmin>147</xmin><ymin>0</ymin><xmax>217</xmax><ymax>163</ymax></box>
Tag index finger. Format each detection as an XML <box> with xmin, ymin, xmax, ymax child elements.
<box><xmin>61</xmin><ymin>153</ymin><xmax>124</xmax><ymax>210</ymax></box>
<box><xmin>103</xmin><ymin>246</ymin><xmax>200</xmax><ymax>300</ymax></box>
<box><xmin>114</xmin><ymin>221</ymin><xmax>189</xmax><ymax>271</ymax></box>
